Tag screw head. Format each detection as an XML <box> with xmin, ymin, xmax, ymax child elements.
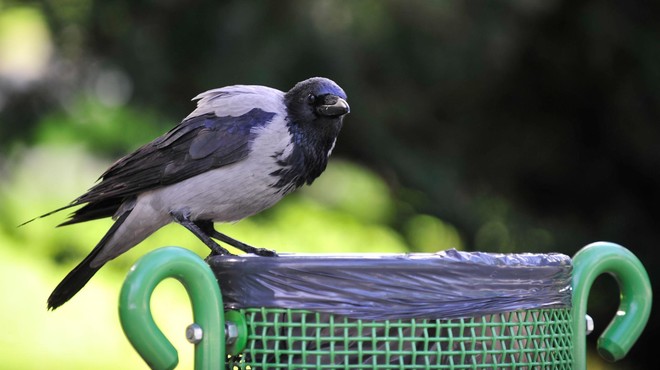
<box><xmin>585</xmin><ymin>314</ymin><xmax>594</xmax><ymax>335</ymax></box>
<box><xmin>225</xmin><ymin>321</ymin><xmax>238</xmax><ymax>345</ymax></box>
<box><xmin>186</xmin><ymin>323</ymin><xmax>203</xmax><ymax>344</ymax></box>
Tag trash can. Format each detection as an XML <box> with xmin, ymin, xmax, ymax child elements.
<box><xmin>119</xmin><ymin>242</ymin><xmax>652</xmax><ymax>369</ymax></box>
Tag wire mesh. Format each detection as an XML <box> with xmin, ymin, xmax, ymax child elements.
<box><xmin>227</xmin><ymin>308</ymin><xmax>573</xmax><ymax>369</ymax></box>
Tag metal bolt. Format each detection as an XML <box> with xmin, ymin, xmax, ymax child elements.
<box><xmin>585</xmin><ymin>314</ymin><xmax>594</xmax><ymax>335</ymax></box>
<box><xmin>225</xmin><ymin>321</ymin><xmax>238</xmax><ymax>345</ymax></box>
<box><xmin>186</xmin><ymin>323</ymin><xmax>203</xmax><ymax>344</ymax></box>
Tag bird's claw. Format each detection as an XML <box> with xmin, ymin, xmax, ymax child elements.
<box><xmin>206</xmin><ymin>247</ymin><xmax>277</xmax><ymax>257</ymax></box>
<box><xmin>208</xmin><ymin>249</ymin><xmax>228</xmax><ymax>257</ymax></box>
<box><xmin>253</xmin><ymin>248</ymin><xmax>278</xmax><ymax>257</ymax></box>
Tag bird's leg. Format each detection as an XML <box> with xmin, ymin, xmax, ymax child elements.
<box><xmin>196</xmin><ymin>220</ymin><xmax>278</xmax><ymax>257</ymax></box>
<box><xmin>170</xmin><ymin>210</ymin><xmax>230</xmax><ymax>255</ymax></box>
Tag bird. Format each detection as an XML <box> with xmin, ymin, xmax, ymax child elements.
<box><xmin>24</xmin><ymin>77</ymin><xmax>350</xmax><ymax>310</ymax></box>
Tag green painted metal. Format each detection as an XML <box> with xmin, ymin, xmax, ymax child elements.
<box><xmin>224</xmin><ymin>310</ymin><xmax>248</xmax><ymax>355</ymax></box>
<box><xmin>229</xmin><ymin>307</ymin><xmax>574</xmax><ymax>369</ymax></box>
<box><xmin>571</xmin><ymin>242</ymin><xmax>652</xmax><ymax>368</ymax></box>
<box><xmin>118</xmin><ymin>247</ymin><xmax>225</xmax><ymax>370</ymax></box>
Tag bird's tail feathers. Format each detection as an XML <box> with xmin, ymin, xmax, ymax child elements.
<box><xmin>47</xmin><ymin>211</ymin><xmax>130</xmax><ymax>310</ymax></box>
<box><xmin>18</xmin><ymin>203</ymin><xmax>78</xmax><ymax>227</ymax></box>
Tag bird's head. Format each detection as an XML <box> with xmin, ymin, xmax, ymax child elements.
<box><xmin>278</xmin><ymin>77</ymin><xmax>350</xmax><ymax>187</ymax></box>
<box><xmin>284</xmin><ymin>77</ymin><xmax>350</xmax><ymax>126</ymax></box>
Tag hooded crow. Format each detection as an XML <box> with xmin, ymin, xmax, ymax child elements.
<box><xmin>26</xmin><ymin>77</ymin><xmax>350</xmax><ymax>310</ymax></box>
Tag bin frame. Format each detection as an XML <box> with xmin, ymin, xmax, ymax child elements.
<box><xmin>119</xmin><ymin>242</ymin><xmax>652</xmax><ymax>369</ymax></box>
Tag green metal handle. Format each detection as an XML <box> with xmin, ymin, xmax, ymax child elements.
<box><xmin>119</xmin><ymin>247</ymin><xmax>225</xmax><ymax>370</ymax></box>
<box><xmin>572</xmin><ymin>242</ymin><xmax>652</xmax><ymax>368</ymax></box>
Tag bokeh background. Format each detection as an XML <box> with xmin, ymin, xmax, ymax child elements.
<box><xmin>0</xmin><ymin>0</ymin><xmax>657</xmax><ymax>369</ymax></box>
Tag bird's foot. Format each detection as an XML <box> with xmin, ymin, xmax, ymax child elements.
<box><xmin>249</xmin><ymin>247</ymin><xmax>278</xmax><ymax>257</ymax></box>
<box><xmin>210</xmin><ymin>230</ymin><xmax>278</xmax><ymax>257</ymax></box>
<box><xmin>173</xmin><ymin>215</ymin><xmax>277</xmax><ymax>257</ymax></box>
<box><xmin>196</xmin><ymin>219</ymin><xmax>278</xmax><ymax>257</ymax></box>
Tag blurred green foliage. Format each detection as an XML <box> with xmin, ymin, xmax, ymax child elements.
<box><xmin>1</xmin><ymin>0</ymin><xmax>657</xmax><ymax>369</ymax></box>
<box><xmin>34</xmin><ymin>97</ymin><xmax>164</xmax><ymax>155</ymax></box>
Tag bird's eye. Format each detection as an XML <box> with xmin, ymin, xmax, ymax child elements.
<box><xmin>307</xmin><ymin>94</ymin><xmax>316</xmax><ymax>104</ymax></box>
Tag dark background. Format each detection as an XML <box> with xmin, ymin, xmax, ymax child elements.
<box><xmin>1</xmin><ymin>1</ymin><xmax>657</xmax><ymax>368</ymax></box>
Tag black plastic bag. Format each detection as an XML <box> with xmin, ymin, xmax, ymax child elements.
<box><xmin>208</xmin><ymin>249</ymin><xmax>572</xmax><ymax>320</ymax></box>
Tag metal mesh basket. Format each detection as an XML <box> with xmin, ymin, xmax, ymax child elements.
<box><xmin>228</xmin><ymin>308</ymin><xmax>573</xmax><ymax>369</ymax></box>
<box><xmin>213</xmin><ymin>250</ymin><xmax>575</xmax><ymax>369</ymax></box>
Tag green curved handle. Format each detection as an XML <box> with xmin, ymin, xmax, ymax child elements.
<box><xmin>572</xmin><ymin>242</ymin><xmax>652</xmax><ymax>367</ymax></box>
<box><xmin>119</xmin><ymin>247</ymin><xmax>225</xmax><ymax>370</ymax></box>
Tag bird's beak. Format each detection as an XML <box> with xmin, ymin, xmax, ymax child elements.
<box><xmin>316</xmin><ymin>95</ymin><xmax>350</xmax><ymax>117</ymax></box>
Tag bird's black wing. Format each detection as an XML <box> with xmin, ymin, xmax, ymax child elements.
<box><xmin>54</xmin><ymin>108</ymin><xmax>276</xmax><ymax>226</ymax></box>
